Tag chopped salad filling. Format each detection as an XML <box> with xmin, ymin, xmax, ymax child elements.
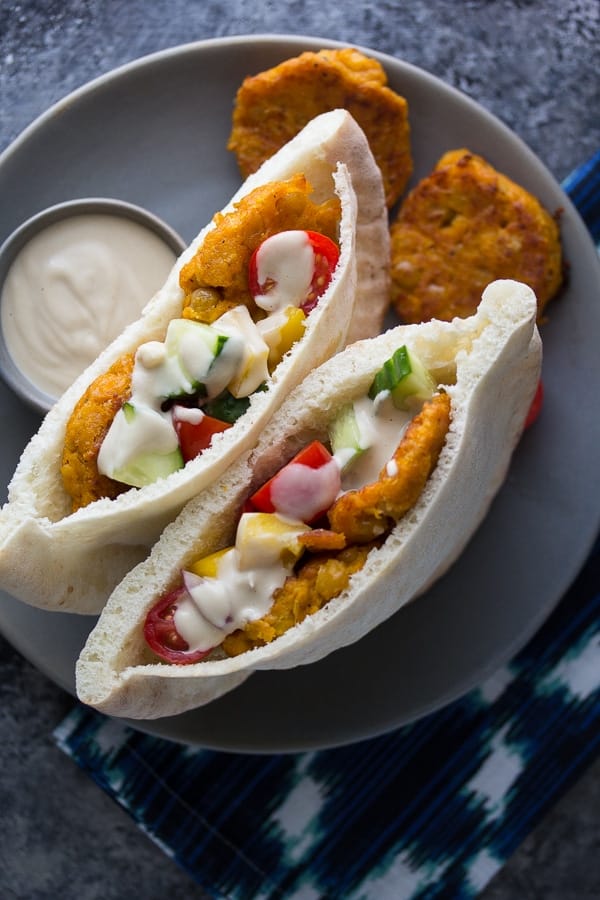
<box><xmin>143</xmin><ymin>347</ymin><xmax>452</xmax><ymax>664</ymax></box>
<box><xmin>61</xmin><ymin>175</ymin><xmax>341</xmax><ymax>509</ymax></box>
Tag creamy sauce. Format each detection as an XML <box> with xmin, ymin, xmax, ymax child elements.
<box><xmin>1</xmin><ymin>213</ymin><xmax>178</xmax><ymax>399</ymax></box>
<box><xmin>97</xmin><ymin>302</ymin><xmax>281</xmax><ymax>485</ymax></box>
<box><xmin>338</xmin><ymin>394</ymin><xmax>412</xmax><ymax>492</ymax></box>
<box><xmin>97</xmin><ymin>315</ymin><xmax>246</xmax><ymax>483</ymax></box>
<box><xmin>133</xmin><ymin>319</ymin><xmax>243</xmax><ymax>406</ymax></box>
<box><xmin>254</xmin><ymin>231</ymin><xmax>314</xmax><ymax>313</ymax></box>
<box><xmin>174</xmin><ymin>546</ymin><xmax>291</xmax><ymax>652</ymax></box>
<box><xmin>97</xmin><ymin>402</ymin><xmax>180</xmax><ymax>481</ymax></box>
<box><xmin>386</xmin><ymin>458</ymin><xmax>399</xmax><ymax>477</ymax></box>
<box><xmin>172</xmin><ymin>405</ymin><xmax>204</xmax><ymax>425</ymax></box>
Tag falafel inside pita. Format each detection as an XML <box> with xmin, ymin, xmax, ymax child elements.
<box><xmin>76</xmin><ymin>279</ymin><xmax>541</xmax><ymax>720</ymax></box>
<box><xmin>0</xmin><ymin>109</ymin><xmax>390</xmax><ymax>615</ymax></box>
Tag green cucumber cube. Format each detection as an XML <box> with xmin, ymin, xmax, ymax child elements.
<box><xmin>368</xmin><ymin>345</ymin><xmax>435</xmax><ymax>410</ymax></box>
<box><xmin>329</xmin><ymin>402</ymin><xmax>366</xmax><ymax>471</ymax></box>
<box><xmin>111</xmin><ymin>447</ymin><xmax>184</xmax><ymax>488</ymax></box>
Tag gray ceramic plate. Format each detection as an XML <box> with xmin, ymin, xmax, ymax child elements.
<box><xmin>0</xmin><ymin>35</ymin><xmax>598</xmax><ymax>752</ymax></box>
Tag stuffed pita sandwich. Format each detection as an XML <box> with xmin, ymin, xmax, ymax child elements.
<box><xmin>76</xmin><ymin>279</ymin><xmax>542</xmax><ymax>719</ymax></box>
<box><xmin>0</xmin><ymin>110</ymin><xmax>389</xmax><ymax>615</ymax></box>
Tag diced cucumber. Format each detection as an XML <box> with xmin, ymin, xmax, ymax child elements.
<box><xmin>165</xmin><ymin>318</ymin><xmax>227</xmax><ymax>360</ymax></box>
<box><xmin>110</xmin><ymin>447</ymin><xmax>184</xmax><ymax>488</ymax></box>
<box><xmin>134</xmin><ymin>318</ymin><xmax>242</xmax><ymax>405</ymax></box>
<box><xmin>329</xmin><ymin>403</ymin><xmax>366</xmax><ymax>471</ymax></box>
<box><xmin>122</xmin><ymin>401</ymin><xmax>136</xmax><ymax>424</ymax></box>
<box><xmin>97</xmin><ymin>401</ymin><xmax>183</xmax><ymax>486</ymax></box>
<box><xmin>165</xmin><ymin>318</ymin><xmax>229</xmax><ymax>386</ymax></box>
<box><xmin>215</xmin><ymin>305</ymin><xmax>270</xmax><ymax>398</ymax></box>
<box><xmin>368</xmin><ymin>345</ymin><xmax>436</xmax><ymax>410</ymax></box>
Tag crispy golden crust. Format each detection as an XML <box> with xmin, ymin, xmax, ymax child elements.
<box><xmin>328</xmin><ymin>392</ymin><xmax>451</xmax><ymax>542</ymax></box>
<box><xmin>298</xmin><ymin>528</ymin><xmax>347</xmax><ymax>552</ymax></box>
<box><xmin>228</xmin><ymin>48</ymin><xmax>412</xmax><ymax>208</ymax></box>
<box><xmin>60</xmin><ymin>354</ymin><xmax>135</xmax><ymax>511</ymax></box>
<box><xmin>390</xmin><ymin>149</ymin><xmax>563</xmax><ymax>323</ymax></box>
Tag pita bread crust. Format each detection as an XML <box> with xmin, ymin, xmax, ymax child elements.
<box><xmin>0</xmin><ymin>110</ymin><xmax>389</xmax><ymax>614</ymax></box>
<box><xmin>76</xmin><ymin>279</ymin><xmax>541</xmax><ymax>719</ymax></box>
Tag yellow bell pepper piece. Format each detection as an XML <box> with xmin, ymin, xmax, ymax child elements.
<box><xmin>259</xmin><ymin>307</ymin><xmax>307</xmax><ymax>371</ymax></box>
<box><xmin>236</xmin><ymin>512</ymin><xmax>308</xmax><ymax>570</ymax></box>
<box><xmin>188</xmin><ymin>547</ymin><xmax>232</xmax><ymax>578</ymax></box>
<box><xmin>277</xmin><ymin>307</ymin><xmax>306</xmax><ymax>363</ymax></box>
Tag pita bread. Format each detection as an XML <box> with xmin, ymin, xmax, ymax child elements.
<box><xmin>0</xmin><ymin>110</ymin><xmax>389</xmax><ymax>614</ymax></box>
<box><xmin>76</xmin><ymin>279</ymin><xmax>542</xmax><ymax>719</ymax></box>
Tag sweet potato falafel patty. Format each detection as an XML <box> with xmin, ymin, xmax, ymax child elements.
<box><xmin>228</xmin><ymin>47</ymin><xmax>412</xmax><ymax>208</ymax></box>
<box><xmin>390</xmin><ymin>149</ymin><xmax>563</xmax><ymax>324</ymax></box>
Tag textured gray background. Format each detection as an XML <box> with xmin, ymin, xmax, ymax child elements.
<box><xmin>1</xmin><ymin>1</ymin><xmax>599</xmax><ymax>898</ymax></box>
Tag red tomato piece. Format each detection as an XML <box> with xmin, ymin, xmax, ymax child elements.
<box><xmin>144</xmin><ymin>587</ymin><xmax>212</xmax><ymax>665</ymax></box>
<box><xmin>524</xmin><ymin>380</ymin><xmax>544</xmax><ymax>428</ymax></box>
<box><xmin>173</xmin><ymin>409</ymin><xmax>231</xmax><ymax>463</ymax></box>
<box><xmin>249</xmin><ymin>440</ymin><xmax>337</xmax><ymax>523</ymax></box>
<box><xmin>301</xmin><ymin>231</ymin><xmax>340</xmax><ymax>314</ymax></box>
<box><xmin>248</xmin><ymin>230</ymin><xmax>339</xmax><ymax>315</ymax></box>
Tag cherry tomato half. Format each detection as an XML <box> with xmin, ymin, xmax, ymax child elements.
<box><xmin>173</xmin><ymin>410</ymin><xmax>232</xmax><ymax>463</ymax></box>
<box><xmin>300</xmin><ymin>231</ymin><xmax>340</xmax><ymax>314</ymax></box>
<box><xmin>248</xmin><ymin>440</ymin><xmax>338</xmax><ymax>524</ymax></box>
<box><xmin>144</xmin><ymin>587</ymin><xmax>211</xmax><ymax>664</ymax></box>
<box><xmin>248</xmin><ymin>230</ymin><xmax>340</xmax><ymax>315</ymax></box>
<box><xmin>524</xmin><ymin>380</ymin><xmax>544</xmax><ymax>429</ymax></box>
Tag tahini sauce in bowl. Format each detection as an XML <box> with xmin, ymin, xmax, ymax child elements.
<box><xmin>0</xmin><ymin>199</ymin><xmax>186</xmax><ymax>414</ymax></box>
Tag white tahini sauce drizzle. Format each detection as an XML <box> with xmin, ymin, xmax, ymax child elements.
<box><xmin>97</xmin><ymin>316</ymin><xmax>245</xmax><ymax>482</ymax></box>
<box><xmin>338</xmin><ymin>394</ymin><xmax>412</xmax><ymax>492</ymax></box>
<box><xmin>1</xmin><ymin>214</ymin><xmax>178</xmax><ymax>399</ymax></box>
<box><xmin>172</xmin><ymin>405</ymin><xmax>204</xmax><ymax>425</ymax></box>
<box><xmin>254</xmin><ymin>230</ymin><xmax>314</xmax><ymax>313</ymax></box>
<box><xmin>174</xmin><ymin>547</ymin><xmax>291</xmax><ymax>652</ymax></box>
<box><xmin>98</xmin><ymin>401</ymin><xmax>180</xmax><ymax>479</ymax></box>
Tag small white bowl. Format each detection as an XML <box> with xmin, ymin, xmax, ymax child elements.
<box><xmin>0</xmin><ymin>198</ymin><xmax>186</xmax><ymax>415</ymax></box>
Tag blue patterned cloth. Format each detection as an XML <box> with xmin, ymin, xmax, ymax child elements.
<box><xmin>55</xmin><ymin>157</ymin><xmax>600</xmax><ymax>900</ymax></box>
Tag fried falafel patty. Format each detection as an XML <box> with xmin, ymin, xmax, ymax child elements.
<box><xmin>228</xmin><ymin>47</ymin><xmax>412</xmax><ymax>208</ymax></box>
<box><xmin>390</xmin><ymin>149</ymin><xmax>563</xmax><ymax>324</ymax></box>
